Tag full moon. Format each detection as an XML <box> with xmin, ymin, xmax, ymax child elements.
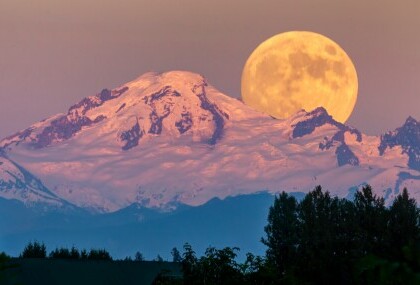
<box><xmin>241</xmin><ymin>31</ymin><xmax>358</xmax><ymax>123</ymax></box>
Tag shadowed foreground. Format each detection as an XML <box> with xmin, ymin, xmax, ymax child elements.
<box><xmin>2</xmin><ymin>259</ymin><xmax>181</xmax><ymax>285</ymax></box>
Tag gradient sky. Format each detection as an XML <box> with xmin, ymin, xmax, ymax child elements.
<box><xmin>0</xmin><ymin>0</ymin><xmax>419</xmax><ymax>138</ymax></box>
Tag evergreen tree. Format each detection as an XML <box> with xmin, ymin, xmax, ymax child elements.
<box><xmin>181</xmin><ymin>243</ymin><xmax>198</xmax><ymax>285</ymax></box>
<box><xmin>21</xmin><ymin>241</ymin><xmax>47</xmax><ymax>258</ymax></box>
<box><xmin>354</xmin><ymin>185</ymin><xmax>387</xmax><ymax>255</ymax></box>
<box><xmin>87</xmin><ymin>249</ymin><xmax>112</xmax><ymax>260</ymax></box>
<box><xmin>80</xmin><ymin>249</ymin><xmax>88</xmax><ymax>259</ymax></box>
<box><xmin>49</xmin><ymin>247</ymin><xmax>71</xmax><ymax>259</ymax></box>
<box><xmin>388</xmin><ymin>188</ymin><xmax>420</xmax><ymax>260</ymax></box>
<box><xmin>297</xmin><ymin>186</ymin><xmax>342</xmax><ymax>283</ymax></box>
<box><xmin>171</xmin><ymin>247</ymin><xmax>182</xmax><ymax>263</ymax></box>
<box><xmin>49</xmin><ymin>246</ymin><xmax>81</xmax><ymax>259</ymax></box>
<box><xmin>0</xmin><ymin>252</ymin><xmax>13</xmax><ymax>283</ymax></box>
<box><xmin>70</xmin><ymin>246</ymin><xmax>80</xmax><ymax>259</ymax></box>
<box><xmin>261</xmin><ymin>191</ymin><xmax>298</xmax><ymax>278</ymax></box>
<box><xmin>134</xmin><ymin>251</ymin><xmax>144</xmax><ymax>261</ymax></box>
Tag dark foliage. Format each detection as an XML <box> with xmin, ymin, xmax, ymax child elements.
<box><xmin>181</xmin><ymin>244</ymin><xmax>244</xmax><ymax>285</ymax></box>
<box><xmin>20</xmin><ymin>243</ymin><xmax>112</xmax><ymax>261</ymax></box>
<box><xmin>0</xmin><ymin>252</ymin><xmax>20</xmax><ymax>284</ymax></box>
<box><xmin>171</xmin><ymin>247</ymin><xmax>182</xmax><ymax>263</ymax></box>
<box><xmin>87</xmin><ymin>249</ymin><xmax>112</xmax><ymax>261</ymax></box>
<box><xmin>49</xmin><ymin>246</ymin><xmax>80</xmax><ymax>259</ymax></box>
<box><xmin>0</xmin><ymin>252</ymin><xmax>10</xmax><ymax>269</ymax></box>
<box><xmin>152</xmin><ymin>269</ymin><xmax>183</xmax><ymax>285</ymax></box>
<box><xmin>176</xmin><ymin>185</ymin><xmax>419</xmax><ymax>285</ymax></box>
<box><xmin>261</xmin><ymin>185</ymin><xmax>420</xmax><ymax>285</ymax></box>
<box><xmin>20</xmin><ymin>241</ymin><xmax>47</xmax><ymax>258</ymax></box>
<box><xmin>80</xmin><ymin>249</ymin><xmax>88</xmax><ymax>259</ymax></box>
<box><xmin>261</xmin><ymin>191</ymin><xmax>298</xmax><ymax>278</ymax></box>
<box><xmin>135</xmin><ymin>251</ymin><xmax>144</xmax><ymax>262</ymax></box>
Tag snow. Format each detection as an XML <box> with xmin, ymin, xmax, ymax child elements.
<box><xmin>0</xmin><ymin>71</ymin><xmax>418</xmax><ymax>212</ymax></box>
<box><xmin>0</xmin><ymin>155</ymin><xmax>63</xmax><ymax>206</ymax></box>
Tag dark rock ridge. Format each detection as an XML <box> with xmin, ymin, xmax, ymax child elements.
<box><xmin>175</xmin><ymin>111</ymin><xmax>193</xmax><ymax>134</ymax></box>
<box><xmin>123</xmin><ymin>82</ymin><xmax>228</xmax><ymax>150</ymax></box>
<box><xmin>34</xmin><ymin>114</ymin><xmax>106</xmax><ymax>148</ymax></box>
<box><xmin>2</xmin><ymin>87</ymin><xmax>129</xmax><ymax>149</ymax></box>
<box><xmin>34</xmin><ymin>87</ymin><xmax>129</xmax><ymax>148</ymax></box>
<box><xmin>193</xmin><ymin>83</ymin><xmax>228</xmax><ymax>145</ymax></box>
<box><xmin>120</xmin><ymin>118</ymin><xmax>143</xmax><ymax>151</ymax></box>
<box><xmin>378</xmin><ymin>116</ymin><xmax>419</xmax><ymax>170</ymax></box>
<box><xmin>319</xmin><ymin>129</ymin><xmax>361</xmax><ymax>167</ymax></box>
<box><xmin>293</xmin><ymin>107</ymin><xmax>362</xmax><ymax>141</ymax></box>
<box><xmin>334</xmin><ymin>144</ymin><xmax>360</xmax><ymax>167</ymax></box>
<box><xmin>68</xmin><ymin>87</ymin><xmax>129</xmax><ymax>116</ymax></box>
<box><xmin>144</xmin><ymin>86</ymin><xmax>180</xmax><ymax>135</ymax></box>
<box><xmin>292</xmin><ymin>107</ymin><xmax>361</xmax><ymax>167</ymax></box>
<box><xmin>1</xmin><ymin>128</ymin><xmax>34</xmax><ymax>150</ymax></box>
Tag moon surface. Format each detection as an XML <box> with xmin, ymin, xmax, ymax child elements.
<box><xmin>241</xmin><ymin>31</ymin><xmax>358</xmax><ymax>123</ymax></box>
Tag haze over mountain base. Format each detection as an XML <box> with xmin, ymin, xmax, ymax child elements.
<box><xmin>0</xmin><ymin>193</ymin><xmax>277</xmax><ymax>259</ymax></box>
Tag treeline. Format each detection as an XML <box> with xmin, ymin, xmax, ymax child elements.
<box><xmin>2</xmin><ymin>185</ymin><xmax>419</xmax><ymax>285</ymax></box>
<box><xmin>156</xmin><ymin>186</ymin><xmax>420</xmax><ymax>285</ymax></box>
<box><xmin>19</xmin><ymin>241</ymin><xmax>113</xmax><ymax>261</ymax></box>
<box><xmin>259</xmin><ymin>185</ymin><xmax>419</xmax><ymax>284</ymax></box>
<box><xmin>15</xmin><ymin>241</ymin><xmax>179</xmax><ymax>263</ymax></box>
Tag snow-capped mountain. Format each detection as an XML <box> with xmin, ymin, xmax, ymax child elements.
<box><xmin>0</xmin><ymin>71</ymin><xmax>418</xmax><ymax>212</ymax></box>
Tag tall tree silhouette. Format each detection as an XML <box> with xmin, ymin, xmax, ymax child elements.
<box><xmin>171</xmin><ymin>247</ymin><xmax>182</xmax><ymax>263</ymax></box>
<box><xmin>262</xmin><ymin>191</ymin><xmax>298</xmax><ymax>279</ymax></box>
<box><xmin>354</xmin><ymin>185</ymin><xmax>387</xmax><ymax>255</ymax></box>
<box><xmin>388</xmin><ymin>188</ymin><xmax>420</xmax><ymax>261</ymax></box>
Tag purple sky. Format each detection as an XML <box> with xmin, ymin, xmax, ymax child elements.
<box><xmin>0</xmin><ymin>0</ymin><xmax>419</xmax><ymax>137</ymax></box>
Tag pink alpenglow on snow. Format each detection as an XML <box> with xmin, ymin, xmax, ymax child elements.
<box><xmin>0</xmin><ymin>71</ymin><xmax>419</xmax><ymax>212</ymax></box>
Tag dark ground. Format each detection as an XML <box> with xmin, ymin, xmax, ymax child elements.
<box><xmin>2</xmin><ymin>258</ymin><xmax>181</xmax><ymax>285</ymax></box>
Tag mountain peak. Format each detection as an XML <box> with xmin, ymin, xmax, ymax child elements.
<box><xmin>291</xmin><ymin>106</ymin><xmax>341</xmax><ymax>138</ymax></box>
<box><xmin>379</xmin><ymin>116</ymin><xmax>419</xmax><ymax>170</ymax></box>
<box><xmin>126</xmin><ymin>71</ymin><xmax>207</xmax><ymax>91</ymax></box>
<box><xmin>287</xmin><ymin>106</ymin><xmax>363</xmax><ymax>167</ymax></box>
<box><xmin>308</xmin><ymin>106</ymin><xmax>329</xmax><ymax>116</ymax></box>
<box><xmin>404</xmin><ymin>116</ymin><xmax>418</xmax><ymax>127</ymax></box>
<box><xmin>1</xmin><ymin>70</ymin><xmax>251</xmax><ymax>151</ymax></box>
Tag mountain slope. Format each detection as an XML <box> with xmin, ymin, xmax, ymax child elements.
<box><xmin>0</xmin><ymin>71</ymin><xmax>418</xmax><ymax>211</ymax></box>
<box><xmin>0</xmin><ymin>150</ymin><xmax>66</xmax><ymax>207</ymax></box>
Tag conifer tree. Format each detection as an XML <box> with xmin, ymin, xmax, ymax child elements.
<box><xmin>261</xmin><ymin>191</ymin><xmax>298</xmax><ymax>278</ymax></box>
<box><xmin>171</xmin><ymin>247</ymin><xmax>182</xmax><ymax>263</ymax></box>
<box><xmin>21</xmin><ymin>241</ymin><xmax>47</xmax><ymax>258</ymax></box>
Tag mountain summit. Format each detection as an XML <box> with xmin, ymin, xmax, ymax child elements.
<box><xmin>1</xmin><ymin>71</ymin><xmax>263</xmax><ymax>151</ymax></box>
<box><xmin>1</xmin><ymin>71</ymin><xmax>419</xmax><ymax>211</ymax></box>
